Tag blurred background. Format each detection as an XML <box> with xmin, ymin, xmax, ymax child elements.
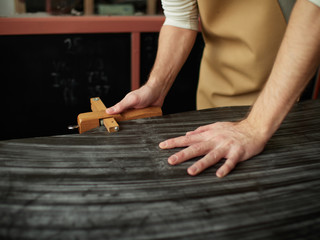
<box><xmin>0</xmin><ymin>0</ymin><xmax>205</xmax><ymax>140</ymax></box>
<box><xmin>0</xmin><ymin>0</ymin><xmax>163</xmax><ymax>16</ymax></box>
<box><xmin>0</xmin><ymin>1</ymin><xmax>317</xmax><ymax>140</ymax></box>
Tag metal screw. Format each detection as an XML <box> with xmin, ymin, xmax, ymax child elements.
<box><xmin>93</xmin><ymin>97</ymin><xmax>100</xmax><ymax>101</ymax></box>
<box><xmin>68</xmin><ymin>125</ymin><xmax>79</xmax><ymax>130</ymax></box>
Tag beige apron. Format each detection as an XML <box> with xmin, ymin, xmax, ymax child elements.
<box><xmin>196</xmin><ymin>0</ymin><xmax>287</xmax><ymax>109</ymax></box>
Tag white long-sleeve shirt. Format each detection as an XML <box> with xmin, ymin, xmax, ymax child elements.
<box><xmin>161</xmin><ymin>0</ymin><xmax>320</xmax><ymax>31</ymax></box>
<box><xmin>162</xmin><ymin>0</ymin><xmax>199</xmax><ymax>31</ymax></box>
<box><xmin>309</xmin><ymin>0</ymin><xmax>320</xmax><ymax>7</ymax></box>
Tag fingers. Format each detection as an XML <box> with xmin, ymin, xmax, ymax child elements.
<box><xmin>216</xmin><ymin>145</ymin><xmax>245</xmax><ymax>178</ymax></box>
<box><xmin>106</xmin><ymin>84</ymin><xmax>161</xmax><ymax>114</ymax></box>
<box><xmin>106</xmin><ymin>93</ymin><xmax>141</xmax><ymax>114</ymax></box>
<box><xmin>164</xmin><ymin>138</ymin><xmax>243</xmax><ymax>177</ymax></box>
<box><xmin>216</xmin><ymin>158</ymin><xmax>237</xmax><ymax>178</ymax></box>
<box><xmin>167</xmin><ymin>143</ymin><xmax>238</xmax><ymax>177</ymax></box>
<box><xmin>186</xmin><ymin>125</ymin><xmax>212</xmax><ymax>136</ymax></box>
<box><xmin>187</xmin><ymin>147</ymin><xmax>225</xmax><ymax>176</ymax></box>
<box><xmin>186</xmin><ymin>122</ymin><xmax>233</xmax><ymax>136</ymax></box>
<box><xmin>159</xmin><ymin>133</ymin><xmax>205</xmax><ymax>149</ymax></box>
<box><xmin>159</xmin><ymin>121</ymin><xmax>264</xmax><ymax>178</ymax></box>
<box><xmin>106</xmin><ymin>104</ymin><xmax>121</xmax><ymax>114</ymax></box>
<box><xmin>167</xmin><ymin>141</ymin><xmax>213</xmax><ymax>165</ymax></box>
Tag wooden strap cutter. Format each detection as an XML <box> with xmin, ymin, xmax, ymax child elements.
<box><xmin>71</xmin><ymin>97</ymin><xmax>162</xmax><ymax>134</ymax></box>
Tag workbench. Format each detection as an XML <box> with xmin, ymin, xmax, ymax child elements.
<box><xmin>1</xmin><ymin>100</ymin><xmax>320</xmax><ymax>240</ymax></box>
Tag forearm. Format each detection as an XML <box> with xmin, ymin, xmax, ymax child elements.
<box><xmin>246</xmin><ymin>0</ymin><xmax>320</xmax><ymax>140</ymax></box>
<box><xmin>106</xmin><ymin>25</ymin><xmax>197</xmax><ymax>114</ymax></box>
<box><xmin>146</xmin><ymin>25</ymin><xmax>197</xmax><ymax>98</ymax></box>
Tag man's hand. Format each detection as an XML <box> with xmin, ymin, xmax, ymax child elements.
<box><xmin>159</xmin><ymin>0</ymin><xmax>320</xmax><ymax>178</ymax></box>
<box><xmin>107</xmin><ymin>25</ymin><xmax>197</xmax><ymax>115</ymax></box>
<box><xmin>106</xmin><ymin>85</ymin><xmax>164</xmax><ymax>115</ymax></box>
<box><xmin>159</xmin><ymin>120</ymin><xmax>267</xmax><ymax>178</ymax></box>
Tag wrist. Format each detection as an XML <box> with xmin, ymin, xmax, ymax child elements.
<box><xmin>241</xmin><ymin>117</ymin><xmax>274</xmax><ymax>145</ymax></box>
<box><xmin>146</xmin><ymin>74</ymin><xmax>173</xmax><ymax>97</ymax></box>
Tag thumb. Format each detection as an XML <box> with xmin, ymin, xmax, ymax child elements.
<box><xmin>106</xmin><ymin>93</ymin><xmax>140</xmax><ymax>114</ymax></box>
<box><xmin>106</xmin><ymin>102</ymin><xmax>126</xmax><ymax>114</ymax></box>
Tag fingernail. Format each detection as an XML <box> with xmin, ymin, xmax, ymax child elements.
<box><xmin>168</xmin><ymin>155</ymin><xmax>178</xmax><ymax>165</ymax></box>
<box><xmin>159</xmin><ymin>141</ymin><xmax>167</xmax><ymax>149</ymax></box>
<box><xmin>188</xmin><ymin>165</ymin><xmax>198</xmax><ymax>175</ymax></box>
<box><xmin>216</xmin><ymin>169</ymin><xmax>225</xmax><ymax>178</ymax></box>
<box><xmin>106</xmin><ymin>107</ymin><xmax>114</xmax><ymax>114</ymax></box>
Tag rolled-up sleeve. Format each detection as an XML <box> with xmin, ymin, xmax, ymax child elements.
<box><xmin>308</xmin><ymin>0</ymin><xmax>320</xmax><ymax>7</ymax></box>
<box><xmin>162</xmin><ymin>0</ymin><xmax>199</xmax><ymax>31</ymax></box>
